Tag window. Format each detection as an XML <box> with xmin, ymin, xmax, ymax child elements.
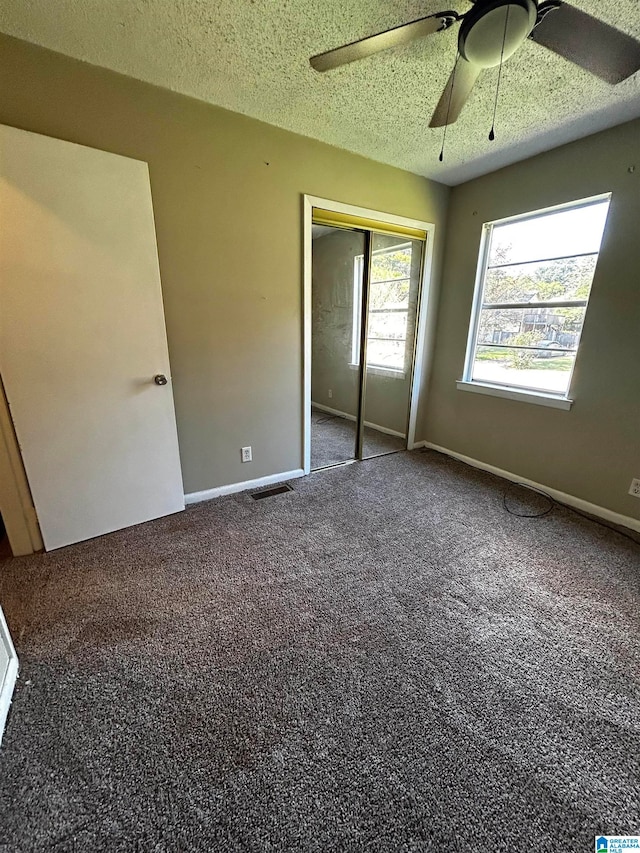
<box><xmin>460</xmin><ymin>195</ymin><xmax>611</xmax><ymax>406</ymax></box>
<box><xmin>352</xmin><ymin>242</ymin><xmax>413</xmax><ymax>373</ymax></box>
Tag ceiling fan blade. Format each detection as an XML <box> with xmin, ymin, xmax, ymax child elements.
<box><xmin>529</xmin><ymin>2</ymin><xmax>640</xmax><ymax>84</ymax></box>
<box><xmin>429</xmin><ymin>58</ymin><xmax>482</xmax><ymax>127</ymax></box>
<box><xmin>310</xmin><ymin>11</ymin><xmax>459</xmax><ymax>72</ymax></box>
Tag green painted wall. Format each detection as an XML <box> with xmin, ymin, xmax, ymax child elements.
<box><xmin>2</xmin><ymin>31</ymin><xmax>636</xmax><ymax>521</ymax></box>
<box><xmin>0</xmin><ymin>34</ymin><xmax>449</xmax><ymax>494</ymax></box>
<box><xmin>423</xmin><ymin>119</ymin><xmax>640</xmax><ymax>521</ymax></box>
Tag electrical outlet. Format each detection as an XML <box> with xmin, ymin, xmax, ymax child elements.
<box><xmin>328</xmin><ymin>389</ymin><xmax>333</xmax><ymax>399</ymax></box>
<box><xmin>241</xmin><ymin>446</ymin><xmax>252</xmax><ymax>463</ymax></box>
<box><xmin>629</xmin><ymin>478</ymin><xmax>640</xmax><ymax>498</ymax></box>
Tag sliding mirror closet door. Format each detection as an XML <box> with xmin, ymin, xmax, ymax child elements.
<box><xmin>310</xmin><ymin>225</ymin><xmax>365</xmax><ymax>470</ymax></box>
<box><xmin>361</xmin><ymin>234</ymin><xmax>424</xmax><ymax>459</ymax></box>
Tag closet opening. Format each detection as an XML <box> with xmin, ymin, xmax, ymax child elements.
<box><xmin>303</xmin><ymin>198</ymin><xmax>436</xmax><ymax>474</ymax></box>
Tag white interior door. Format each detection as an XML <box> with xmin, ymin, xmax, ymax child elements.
<box><xmin>0</xmin><ymin>125</ymin><xmax>184</xmax><ymax>550</ymax></box>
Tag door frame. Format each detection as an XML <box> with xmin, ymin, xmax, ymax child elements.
<box><xmin>302</xmin><ymin>195</ymin><xmax>437</xmax><ymax>475</ymax></box>
<box><xmin>0</xmin><ymin>379</ymin><xmax>42</xmax><ymax>557</ymax></box>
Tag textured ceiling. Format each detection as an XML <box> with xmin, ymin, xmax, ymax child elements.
<box><xmin>1</xmin><ymin>0</ymin><xmax>639</xmax><ymax>184</ymax></box>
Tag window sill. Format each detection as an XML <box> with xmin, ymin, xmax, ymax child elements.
<box><xmin>349</xmin><ymin>363</ymin><xmax>406</xmax><ymax>379</ymax></box>
<box><xmin>456</xmin><ymin>380</ymin><xmax>573</xmax><ymax>410</ymax></box>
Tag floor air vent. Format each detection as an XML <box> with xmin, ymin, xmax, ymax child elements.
<box><xmin>251</xmin><ymin>484</ymin><xmax>293</xmax><ymax>500</ymax></box>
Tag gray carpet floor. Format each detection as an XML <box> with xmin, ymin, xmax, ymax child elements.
<box><xmin>0</xmin><ymin>449</ymin><xmax>639</xmax><ymax>852</ymax></box>
<box><xmin>311</xmin><ymin>408</ymin><xmax>405</xmax><ymax>469</ymax></box>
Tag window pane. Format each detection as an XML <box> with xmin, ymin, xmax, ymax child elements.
<box><xmin>488</xmin><ymin>200</ymin><xmax>610</xmax><ymax>266</ymax></box>
<box><xmin>366</xmin><ymin>338</ymin><xmax>405</xmax><ymax>370</ymax></box>
<box><xmin>472</xmin><ymin>345</ymin><xmax>575</xmax><ymax>394</ymax></box>
<box><xmin>371</xmin><ymin>245</ymin><xmax>412</xmax><ymax>282</ymax></box>
<box><xmin>367</xmin><ymin>311</ymin><xmax>408</xmax><ymax>341</ymax></box>
<box><xmin>477</xmin><ymin>306</ymin><xmax>586</xmax><ymax>350</ymax></box>
<box><xmin>484</xmin><ymin>255</ymin><xmax>597</xmax><ymax>305</ymax></box>
<box><xmin>369</xmin><ymin>278</ymin><xmax>409</xmax><ymax>310</ymax></box>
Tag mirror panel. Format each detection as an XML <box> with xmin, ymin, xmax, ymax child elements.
<box><xmin>361</xmin><ymin>234</ymin><xmax>423</xmax><ymax>459</ymax></box>
<box><xmin>310</xmin><ymin>225</ymin><xmax>365</xmax><ymax>469</ymax></box>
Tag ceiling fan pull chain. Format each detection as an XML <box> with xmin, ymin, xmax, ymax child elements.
<box><xmin>439</xmin><ymin>52</ymin><xmax>460</xmax><ymax>162</ymax></box>
<box><xmin>489</xmin><ymin>4</ymin><xmax>511</xmax><ymax>141</ymax></box>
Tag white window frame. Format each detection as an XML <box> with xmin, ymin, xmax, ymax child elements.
<box><xmin>458</xmin><ymin>193</ymin><xmax>611</xmax><ymax>410</ymax></box>
<box><xmin>350</xmin><ymin>242</ymin><xmax>413</xmax><ymax>378</ymax></box>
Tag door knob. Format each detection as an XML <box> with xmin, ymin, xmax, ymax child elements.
<box><xmin>154</xmin><ymin>374</ymin><xmax>168</xmax><ymax>386</ymax></box>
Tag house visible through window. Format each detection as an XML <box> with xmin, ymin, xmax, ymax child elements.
<box><xmin>462</xmin><ymin>195</ymin><xmax>611</xmax><ymax>400</ymax></box>
<box><xmin>352</xmin><ymin>242</ymin><xmax>413</xmax><ymax>373</ymax></box>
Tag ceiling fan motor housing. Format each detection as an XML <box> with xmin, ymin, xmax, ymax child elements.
<box><xmin>459</xmin><ymin>0</ymin><xmax>538</xmax><ymax>67</ymax></box>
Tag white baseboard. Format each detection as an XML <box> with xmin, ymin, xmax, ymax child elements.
<box><xmin>311</xmin><ymin>401</ymin><xmax>406</xmax><ymax>439</ymax></box>
<box><xmin>185</xmin><ymin>468</ymin><xmax>305</xmax><ymax>505</ymax></box>
<box><xmin>418</xmin><ymin>441</ymin><xmax>640</xmax><ymax>534</ymax></box>
<box><xmin>0</xmin><ymin>605</ymin><xmax>18</xmax><ymax>746</ymax></box>
<box><xmin>366</xmin><ymin>421</ymin><xmax>405</xmax><ymax>439</ymax></box>
<box><xmin>312</xmin><ymin>401</ymin><xmax>353</xmax><ymax>419</ymax></box>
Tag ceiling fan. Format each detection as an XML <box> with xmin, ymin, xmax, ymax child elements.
<box><xmin>309</xmin><ymin>1</ymin><xmax>640</xmax><ymax>127</ymax></box>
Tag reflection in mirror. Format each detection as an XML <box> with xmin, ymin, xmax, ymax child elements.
<box><xmin>310</xmin><ymin>224</ymin><xmax>365</xmax><ymax>469</ymax></box>
<box><xmin>361</xmin><ymin>233</ymin><xmax>423</xmax><ymax>459</ymax></box>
